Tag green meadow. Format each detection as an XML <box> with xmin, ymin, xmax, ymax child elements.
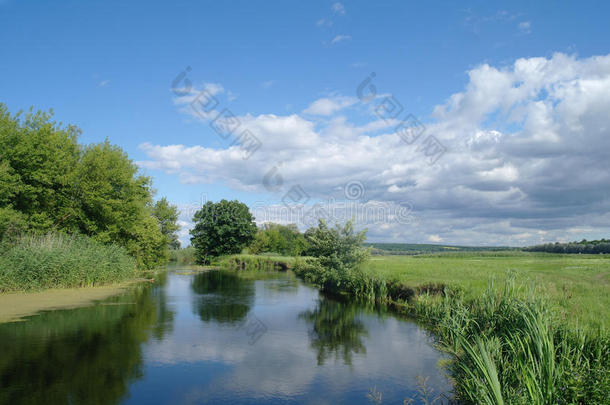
<box><xmin>364</xmin><ymin>252</ymin><xmax>610</xmax><ymax>330</ymax></box>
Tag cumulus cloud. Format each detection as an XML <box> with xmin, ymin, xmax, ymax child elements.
<box><xmin>140</xmin><ymin>53</ymin><xmax>610</xmax><ymax>245</ymax></box>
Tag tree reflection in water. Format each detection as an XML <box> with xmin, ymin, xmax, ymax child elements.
<box><xmin>190</xmin><ymin>270</ymin><xmax>255</xmax><ymax>324</ymax></box>
<box><xmin>0</xmin><ymin>278</ymin><xmax>174</xmax><ymax>405</ymax></box>
<box><xmin>300</xmin><ymin>297</ymin><xmax>369</xmax><ymax>366</ymax></box>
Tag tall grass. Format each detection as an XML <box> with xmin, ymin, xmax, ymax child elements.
<box><xmin>412</xmin><ymin>277</ymin><xmax>609</xmax><ymax>404</ymax></box>
<box><xmin>221</xmin><ymin>254</ymin><xmax>298</xmax><ymax>271</ymax></box>
<box><xmin>0</xmin><ymin>233</ymin><xmax>136</xmax><ymax>291</ymax></box>
<box><xmin>168</xmin><ymin>246</ymin><xmax>197</xmax><ymax>264</ymax></box>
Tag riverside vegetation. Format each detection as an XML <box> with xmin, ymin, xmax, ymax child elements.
<box><xmin>0</xmin><ymin>105</ymin><xmax>180</xmax><ymax>292</ymax></box>
<box><xmin>214</xmin><ymin>220</ymin><xmax>609</xmax><ymax>404</ymax></box>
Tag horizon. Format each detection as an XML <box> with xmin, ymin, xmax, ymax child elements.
<box><xmin>2</xmin><ymin>0</ymin><xmax>609</xmax><ymax>247</ymax></box>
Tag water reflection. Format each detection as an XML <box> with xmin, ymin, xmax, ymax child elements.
<box><xmin>0</xmin><ymin>278</ymin><xmax>174</xmax><ymax>405</ymax></box>
<box><xmin>190</xmin><ymin>270</ymin><xmax>254</xmax><ymax>324</ymax></box>
<box><xmin>300</xmin><ymin>297</ymin><xmax>368</xmax><ymax>366</ymax></box>
<box><xmin>0</xmin><ymin>269</ymin><xmax>452</xmax><ymax>405</ymax></box>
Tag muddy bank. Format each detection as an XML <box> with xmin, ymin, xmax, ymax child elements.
<box><xmin>0</xmin><ymin>283</ymin><xmax>134</xmax><ymax>323</ymax></box>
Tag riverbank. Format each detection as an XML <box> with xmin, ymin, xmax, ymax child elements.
<box><xmin>224</xmin><ymin>253</ymin><xmax>610</xmax><ymax>404</ymax></box>
<box><xmin>0</xmin><ymin>282</ymin><xmax>137</xmax><ymax>323</ymax></box>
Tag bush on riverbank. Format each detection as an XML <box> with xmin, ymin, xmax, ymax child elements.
<box><xmin>0</xmin><ymin>233</ymin><xmax>136</xmax><ymax>292</ymax></box>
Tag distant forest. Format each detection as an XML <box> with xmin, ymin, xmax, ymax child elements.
<box><xmin>364</xmin><ymin>243</ymin><xmax>513</xmax><ymax>255</ymax></box>
<box><xmin>364</xmin><ymin>240</ymin><xmax>610</xmax><ymax>255</ymax></box>
<box><xmin>524</xmin><ymin>239</ymin><xmax>610</xmax><ymax>254</ymax></box>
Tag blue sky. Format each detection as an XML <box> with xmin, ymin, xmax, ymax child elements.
<box><xmin>2</xmin><ymin>0</ymin><xmax>610</xmax><ymax>246</ymax></box>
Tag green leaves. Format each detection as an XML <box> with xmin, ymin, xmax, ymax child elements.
<box><xmin>304</xmin><ymin>219</ymin><xmax>370</xmax><ymax>270</ymax></box>
<box><xmin>0</xmin><ymin>104</ymin><xmax>172</xmax><ymax>269</ymax></box>
<box><xmin>153</xmin><ymin>197</ymin><xmax>180</xmax><ymax>250</ymax></box>
<box><xmin>249</xmin><ymin>223</ymin><xmax>307</xmax><ymax>256</ymax></box>
<box><xmin>190</xmin><ymin>200</ymin><xmax>257</xmax><ymax>264</ymax></box>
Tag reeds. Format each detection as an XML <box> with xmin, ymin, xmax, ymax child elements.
<box><xmin>0</xmin><ymin>232</ymin><xmax>136</xmax><ymax>291</ymax></box>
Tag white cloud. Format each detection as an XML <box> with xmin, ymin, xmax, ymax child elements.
<box><xmin>261</xmin><ymin>80</ymin><xmax>276</xmax><ymax>89</ymax></box>
<box><xmin>518</xmin><ymin>21</ymin><xmax>531</xmax><ymax>34</ymax></box>
<box><xmin>302</xmin><ymin>96</ymin><xmax>357</xmax><ymax>115</ymax></box>
<box><xmin>97</xmin><ymin>80</ymin><xmax>110</xmax><ymax>87</ymax></box>
<box><xmin>330</xmin><ymin>34</ymin><xmax>351</xmax><ymax>45</ymax></box>
<box><xmin>332</xmin><ymin>2</ymin><xmax>345</xmax><ymax>15</ymax></box>
<box><xmin>428</xmin><ymin>235</ymin><xmax>443</xmax><ymax>243</ymax></box>
<box><xmin>316</xmin><ymin>18</ymin><xmax>332</xmax><ymax>27</ymax></box>
<box><xmin>142</xmin><ymin>53</ymin><xmax>610</xmax><ymax>245</ymax></box>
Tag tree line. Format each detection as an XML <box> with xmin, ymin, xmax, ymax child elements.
<box><xmin>188</xmin><ymin>199</ymin><xmax>368</xmax><ymax>268</ymax></box>
<box><xmin>0</xmin><ymin>105</ymin><xmax>179</xmax><ymax>269</ymax></box>
<box><xmin>524</xmin><ymin>239</ymin><xmax>610</xmax><ymax>254</ymax></box>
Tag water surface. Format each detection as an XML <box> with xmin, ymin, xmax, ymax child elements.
<box><xmin>0</xmin><ymin>268</ymin><xmax>452</xmax><ymax>404</ymax></box>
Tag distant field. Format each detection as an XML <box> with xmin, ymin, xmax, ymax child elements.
<box><xmin>363</xmin><ymin>251</ymin><xmax>610</xmax><ymax>330</ymax></box>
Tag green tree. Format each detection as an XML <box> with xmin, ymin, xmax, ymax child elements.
<box><xmin>0</xmin><ymin>104</ymin><xmax>173</xmax><ymax>269</ymax></box>
<box><xmin>249</xmin><ymin>223</ymin><xmax>307</xmax><ymax>255</ymax></box>
<box><xmin>190</xmin><ymin>200</ymin><xmax>257</xmax><ymax>264</ymax></box>
<box><xmin>0</xmin><ymin>105</ymin><xmax>81</xmax><ymax>233</ymax></box>
<box><xmin>153</xmin><ymin>197</ymin><xmax>181</xmax><ymax>250</ymax></box>
<box><xmin>75</xmin><ymin>140</ymin><xmax>166</xmax><ymax>268</ymax></box>
<box><xmin>304</xmin><ymin>219</ymin><xmax>369</xmax><ymax>270</ymax></box>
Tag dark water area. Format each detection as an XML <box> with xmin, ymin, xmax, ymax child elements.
<box><xmin>0</xmin><ymin>268</ymin><xmax>452</xmax><ymax>404</ymax></box>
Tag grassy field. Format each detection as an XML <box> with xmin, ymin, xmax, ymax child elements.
<box><xmin>363</xmin><ymin>251</ymin><xmax>610</xmax><ymax>330</ymax></box>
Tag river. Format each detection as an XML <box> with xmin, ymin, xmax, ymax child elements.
<box><xmin>0</xmin><ymin>267</ymin><xmax>452</xmax><ymax>404</ymax></box>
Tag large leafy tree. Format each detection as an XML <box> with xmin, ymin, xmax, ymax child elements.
<box><xmin>74</xmin><ymin>140</ymin><xmax>166</xmax><ymax>268</ymax></box>
<box><xmin>153</xmin><ymin>197</ymin><xmax>181</xmax><ymax>250</ymax></box>
<box><xmin>0</xmin><ymin>106</ymin><xmax>81</xmax><ymax>233</ymax></box>
<box><xmin>0</xmin><ymin>104</ymin><xmax>173</xmax><ymax>268</ymax></box>
<box><xmin>190</xmin><ymin>200</ymin><xmax>257</xmax><ymax>264</ymax></box>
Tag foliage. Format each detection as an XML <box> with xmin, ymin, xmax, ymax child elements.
<box><xmin>303</xmin><ymin>219</ymin><xmax>369</xmax><ymax>270</ymax></box>
<box><xmin>0</xmin><ymin>206</ymin><xmax>27</xmax><ymax>244</ymax></box>
<box><xmin>221</xmin><ymin>254</ymin><xmax>296</xmax><ymax>271</ymax></box>
<box><xmin>74</xmin><ymin>140</ymin><xmax>167</xmax><ymax>268</ymax></box>
<box><xmin>169</xmin><ymin>246</ymin><xmax>197</xmax><ymax>264</ymax></box>
<box><xmin>190</xmin><ymin>199</ymin><xmax>257</xmax><ymax>264</ymax></box>
<box><xmin>0</xmin><ymin>104</ymin><xmax>174</xmax><ymax>270</ymax></box>
<box><xmin>0</xmin><ymin>232</ymin><xmax>136</xmax><ymax>291</ymax></box>
<box><xmin>0</xmin><ymin>105</ymin><xmax>81</xmax><ymax>232</ymax></box>
<box><xmin>411</xmin><ymin>278</ymin><xmax>609</xmax><ymax>404</ymax></box>
<box><xmin>524</xmin><ymin>239</ymin><xmax>610</xmax><ymax>254</ymax></box>
<box><xmin>153</xmin><ymin>197</ymin><xmax>180</xmax><ymax>250</ymax></box>
<box><xmin>248</xmin><ymin>222</ymin><xmax>307</xmax><ymax>256</ymax></box>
